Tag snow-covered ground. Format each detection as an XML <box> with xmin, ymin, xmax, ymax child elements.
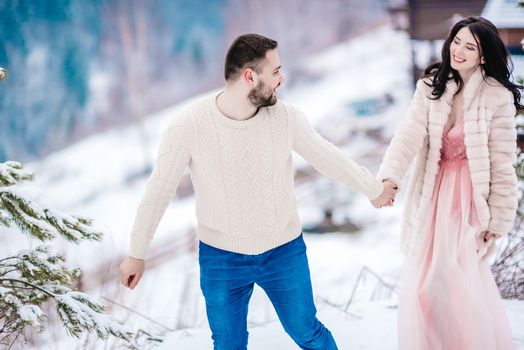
<box><xmin>3</xmin><ymin>24</ymin><xmax>524</xmax><ymax>349</ymax></box>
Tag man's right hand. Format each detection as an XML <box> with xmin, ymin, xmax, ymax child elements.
<box><xmin>119</xmin><ymin>256</ymin><xmax>145</xmax><ymax>289</ymax></box>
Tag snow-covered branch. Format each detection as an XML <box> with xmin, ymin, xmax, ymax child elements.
<box><xmin>0</xmin><ymin>187</ymin><xmax>102</xmax><ymax>242</ymax></box>
<box><xmin>0</xmin><ymin>162</ymin><xmax>33</xmax><ymax>187</ymax></box>
<box><xmin>0</xmin><ymin>245</ymin><xmax>132</xmax><ymax>345</ymax></box>
<box><xmin>56</xmin><ymin>292</ymin><xmax>131</xmax><ymax>340</ymax></box>
<box><xmin>0</xmin><ymin>160</ymin><xmax>133</xmax><ymax>347</ymax></box>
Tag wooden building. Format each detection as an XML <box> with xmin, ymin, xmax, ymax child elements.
<box><xmin>482</xmin><ymin>0</ymin><xmax>524</xmax><ymax>80</ymax></box>
<box><xmin>388</xmin><ymin>0</ymin><xmax>523</xmax><ymax>82</ymax></box>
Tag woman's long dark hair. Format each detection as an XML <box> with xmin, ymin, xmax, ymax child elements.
<box><xmin>424</xmin><ymin>16</ymin><xmax>523</xmax><ymax>110</ymax></box>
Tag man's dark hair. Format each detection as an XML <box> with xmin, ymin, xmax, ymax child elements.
<box><xmin>224</xmin><ymin>34</ymin><xmax>278</xmax><ymax>81</ymax></box>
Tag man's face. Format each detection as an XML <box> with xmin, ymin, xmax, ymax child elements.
<box><xmin>248</xmin><ymin>49</ymin><xmax>285</xmax><ymax>108</ymax></box>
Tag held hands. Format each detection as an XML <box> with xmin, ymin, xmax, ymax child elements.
<box><xmin>119</xmin><ymin>256</ymin><xmax>145</xmax><ymax>289</ymax></box>
<box><xmin>371</xmin><ymin>180</ymin><xmax>398</xmax><ymax>208</ymax></box>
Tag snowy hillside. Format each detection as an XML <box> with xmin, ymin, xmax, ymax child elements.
<box><xmin>4</xmin><ymin>24</ymin><xmax>523</xmax><ymax>349</ymax></box>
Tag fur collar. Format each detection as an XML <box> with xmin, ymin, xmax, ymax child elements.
<box><xmin>441</xmin><ymin>67</ymin><xmax>485</xmax><ymax>111</ymax></box>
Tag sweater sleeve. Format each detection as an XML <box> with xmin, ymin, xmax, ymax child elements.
<box><xmin>291</xmin><ymin>106</ymin><xmax>384</xmax><ymax>200</ymax></box>
<box><xmin>128</xmin><ymin>112</ymin><xmax>193</xmax><ymax>259</ymax></box>
<box><xmin>486</xmin><ymin>92</ymin><xmax>518</xmax><ymax>236</ymax></box>
<box><xmin>377</xmin><ymin>79</ymin><xmax>429</xmax><ymax>189</ymax></box>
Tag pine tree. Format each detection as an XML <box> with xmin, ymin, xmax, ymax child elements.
<box><xmin>0</xmin><ymin>160</ymin><xmax>132</xmax><ymax>346</ymax></box>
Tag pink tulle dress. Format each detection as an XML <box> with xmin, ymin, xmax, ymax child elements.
<box><xmin>397</xmin><ymin>115</ymin><xmax>515</xmax><ymax>350</ymax></box>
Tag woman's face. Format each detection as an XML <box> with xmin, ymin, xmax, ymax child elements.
<box><xmin>449</xmin><ymin>27</ymin><xmax>483</xmax><ymax>75</ymax></box>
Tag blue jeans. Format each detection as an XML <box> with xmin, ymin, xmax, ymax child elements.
<box><xmin>199</xmin><ymin>234</ymin><xmax>338</xmax><ymax>350</ymax></box>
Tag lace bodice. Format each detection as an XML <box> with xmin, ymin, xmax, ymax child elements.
<box><xmin>440</xmin><ymin>118</ymin><xmax>467</xmax><ymax>162</ymax></box>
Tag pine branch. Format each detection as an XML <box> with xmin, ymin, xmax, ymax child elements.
<box><xmin>13</xmin><ymin>245</ymin><xmax>78</xmax><ymax>285</ymax></box>
<box><xmin>1</xmin><ymin>188</ymin><xmax>59</xmax><ymax>240</ymax></box>
<box><xmin>0</xmin><ymin>162</ymin><xmax>132</xmax><ymax>345</ymax></box>
<box><xmin>0</xmin><ymin>187</ymin><xmax>103</xmax><ymax>243</ymax></box>
<box><xmin>0</xmin><ymin>278</ymin><xmax>56</xmax><ymax>298</ymax></box>
<box><xmin>55</xmin><ymin>292</ymin><xmax>132</xmax><ymax>341</ymax></box>
<box><xmin>1</xmin><ymin>278</ymin><xmax>132</xmax><ymax>342</ymax></box>
<box><xmin>1</xmin><ymin>243</ymin><xmax>132</xmax><ymax>344</ymax></box>
<box><xmin>0</xmin><ymin>283</ymin><xmax>47</xmax><ymax>336</ymax></box>
<box><xmin>0</xmin><ymin>256</ymin><xmax>18</xmax><ymax>265</ymax></box>
<box><xmin>44</xmin><ymin>208</ymin><xmax>102</xmax><ymax>243</ymax></box>
<box><xmin>0</xmin><ymin>269</ymin><xmax>20</xmax><ymax>278</ymax></box>
<box><xmin>0</xmin><ymin>162</ymin><xmax>34</xmax><ymax>187</ymax></box>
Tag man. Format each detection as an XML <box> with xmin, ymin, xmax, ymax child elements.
<box><xmin>119</xmin><ymin>33</ymin><xmax>397</xmax><ymax>349</ymax></box>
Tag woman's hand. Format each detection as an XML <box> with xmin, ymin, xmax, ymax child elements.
<box><xmin>483</xmin><ymin>231</ymin><xmax>500</xmax><ymax>242</ymax></box>
<box><xmin>371</xmin><ymin>180</ymin><xmax>398</xmax><ymax>208</ymax></box>
<box><xmin>477</xmin><ymin>231</ymin><xmax>501</xmax><ymax>257</ymax></box>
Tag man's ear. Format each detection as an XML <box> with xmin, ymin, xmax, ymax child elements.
<box><xmin>243</xmin><ymin>68</ymin><xmax>257</xmax><ymax>87</ymax></box>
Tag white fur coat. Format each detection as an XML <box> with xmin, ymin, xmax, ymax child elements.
<box><xmin>378</xmin><ymin>67</ymin><xmax>518</xmax><ymax>257</ymax></box>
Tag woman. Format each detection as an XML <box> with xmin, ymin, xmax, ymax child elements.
<box><xmin>378</xmin><ymin>17</ymin><xmax>522</xmax><ymax>349</ymax></box>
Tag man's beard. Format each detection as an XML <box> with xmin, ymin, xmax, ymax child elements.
<box><xmin>248</xmin><ymin>81</ymin><xmax>278</xmax><ymax>108</ymax></box>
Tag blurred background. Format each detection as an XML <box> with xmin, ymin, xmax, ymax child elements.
<box><xmin>0</xmin><ymin>0</ymin><xmax>523</xmax><ymax>349</ymax></box>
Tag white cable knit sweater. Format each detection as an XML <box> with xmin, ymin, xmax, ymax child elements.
<box><xmin>378</xmin><ymin>67</ymin><xmax>518</xmax><ymax>257</ymax></box>
<box><xmin>129</xmin><ymin>92</ymin><xmax>384</xmax><ymax>258</ymax></box>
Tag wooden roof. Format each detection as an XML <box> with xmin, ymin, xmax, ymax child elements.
<box><xmin>408</xmin><ymin>0</ymin><xmax>488</xmax><ymax>40</ymax></box>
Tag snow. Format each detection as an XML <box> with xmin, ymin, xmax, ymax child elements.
<box><xmin>2</xmin><ymin>23</ymin><xmax>524</xmax><ymax>349</ymax></box>
<box><xmin>160</xmin><ymin>297</ymin><xmax>524</xmax><ymax>349</ymax></box>
<box><xmin>4</xmin><ymin>293</ymin><xmax>21</xmax><ymax>307</ymax></box>
<box><xmin>17</xmin><ymin>304</ymin><xmax>44</xmax><ymax>327</ymax></box>
<box><xmin>284</xmin><ymin>26</ymin><xmax>412</xmax><ymax>127</ymax></box>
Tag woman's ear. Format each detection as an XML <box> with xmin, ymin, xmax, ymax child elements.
<box><xmin>480</xmin><ymin>56</ymin><xmax>485</xmax><ymax>64</ymax></box>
